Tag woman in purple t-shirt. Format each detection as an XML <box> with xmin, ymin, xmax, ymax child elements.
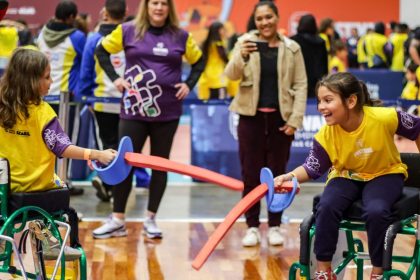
<box><xmin>93</xmin><ymin>0</ymin><xmax>204</xmax><ymax>240</ymax></box>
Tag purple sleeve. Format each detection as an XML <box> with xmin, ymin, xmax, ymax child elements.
<box><xmin>42</xmin><ymin>117</ymin><xmax>72</xmax><ymax>157</ymax></box>
<box><xmin>396</xmin><ymin>111</ymin><xmax>420</xmax><ymax>140</ymax></box>
<box><xmin>384</xmin><ymin>41</ymin><xmax>393</xmax><ymax>62</ymax></box>
<box><xmin>302</xmin><ymin>139</ymin><xmax>332</xmax><ymax>180</ymax></box>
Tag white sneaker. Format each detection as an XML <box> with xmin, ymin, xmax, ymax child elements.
<box><xmin>92</xmin><ymin>216</ymin><xmax>127</xmax><ymax>239</ymax></box>
<box><xmin>267</xmin><ymin>226</ymin><xmax>284</xmax><ymax>246</ymax></box>
<box><xmin>143</xmin><ymin>218</ymin><xmax>162</xmax><ymax>239</ymax></box>
<box><xmin>242</xmin><ymin>227</ymin><xmax>260</xmax><ymax>247</ymax></box>
<box><xmin>28</xmin><ymin>220</ymin><xmax>82</xmax><ymax>261</ymax></box>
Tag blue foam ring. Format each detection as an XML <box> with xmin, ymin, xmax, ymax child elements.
<box><xmin>260</xmin><ymin>167</ymin><xmax>274</xmax><ymax>210</ymax></box>
<box><xmin>269</xmin><ymin>177</ymin><xmax>298</xmax><ymax>212</ymax></box>
<box><xmin>260</xmin><ymin>168</ymin><xmax>298</xmax><ymax>213</ymax></box>
<box><xmin>92</xmin><ymin>136</ymin><xmax>133</xmax><ymax>185</ymax></box>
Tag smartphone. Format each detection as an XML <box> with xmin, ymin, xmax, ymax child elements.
<box><xmin>250</xmin><ymin>40</ymin><xmax>269</xmax><ymax>52</ymax></box>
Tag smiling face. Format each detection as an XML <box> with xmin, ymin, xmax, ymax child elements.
<box><xmin>39</xmin><ymin>65</ymin><xmax>52</xmax><ymax>97</ymax></box>
<box><xmin>148</xmin><ymin>0</ymin><xmax>169</xmax><ymax>27</ymax></box>
<box><xmin>317</xmin><ymin>86</ymin><xmax>348</xmax><ymax>126</ymax></box>
<box><xmin>254</xmin><ymin>4</ymin><xmax>278</xmax><ymax>41</ymax></box>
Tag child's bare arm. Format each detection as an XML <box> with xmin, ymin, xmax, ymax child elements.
<box><xmin>273</xmin><ymin>165</ymin><xmax>310</xmax><ymax>187</ymax></box>
<box><xmin>415</xmin><ymin>136</ymin><xmax>420</xmax><ymax>153</ymax></box>
<box><xmin>61</xmin><ymin>145</ymin><xmax>117</xmax><ymax>165</ymax></box>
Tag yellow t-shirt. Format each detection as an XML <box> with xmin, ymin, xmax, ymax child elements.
<box><xmin>401</xmin><ymin>81</ymin><xmax>419</xmax><ymax>100</ymax></box>
<box><xmin>0</xmin><ymin>102</ymin><xmax>62</xmax><ymax>192</ymax></box>
<box><xmin>314</xmin><ymin>106</ymin><xmax>407</xmax><ymax>182</ymax></box>
<box><xmin>390</xmin><ymin>33</ymin><xmax>408</xmax><ymax>71</ymax></box>
<box><xmin>417</xmin><ymin>66</ymin><xmax>420</xmax><ymax>84</ymax></box>
<box><xmin>320</xmin><ymin>33</ymin><xmax>331</xmax><ymax>62</ymax></box>
<box><xmin>329</xmin><ymin>56</ymin><xmax>346</xmax><ymax>73</ymax></box>
<box><xmin>0</xmin><ymin>26</ymin><xmax>19</xmax><ymax>57</ymax></box>
<box><xmin>364</xmin><ymin>33</ymin><xmax>389</xmax><ymax>68</ymax></box>
<box><xmin>198</xmin><ymin>41</ymin><xmax>229</xmax><ymax>99</ymax></box>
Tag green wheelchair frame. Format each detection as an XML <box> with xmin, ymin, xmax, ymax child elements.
<box><xmin>289</xmin><ymin>153</ymin><xmax>420</xmax><ymax>280</ymax></box>
<box><xmin>0</xmin><ymin>159</ymin><xmax>87</xmax><ymax>280</ymax></box>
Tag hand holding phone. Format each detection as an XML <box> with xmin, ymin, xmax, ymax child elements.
<box><xmin>250</xmin><ymin>40</ymin><xmax>269</xmax><ymax>52</ymax></box>
<box><xmin>240</xmin><ymin>40</ymin><xmax>258</xmax><ymax>60</ymax></box>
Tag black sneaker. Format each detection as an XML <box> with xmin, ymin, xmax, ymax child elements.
<box><xmin>92</xmin><ymin>177</ymin><xmax>111</xmax><ymax>202</ymax></box>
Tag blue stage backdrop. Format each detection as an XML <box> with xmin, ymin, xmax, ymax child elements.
<box><xmin>349</xmin><ymin>69</ymin><xmax>404</xmax><ymax>100</ymax></box>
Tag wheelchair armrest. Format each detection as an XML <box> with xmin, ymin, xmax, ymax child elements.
<box><xmin>8</xmin><ymin>188</ymin><xmax>70</xmax><ymax>214</ymax></box>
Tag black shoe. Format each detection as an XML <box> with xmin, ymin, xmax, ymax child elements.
<box><xmin>68</xmin><ymin>186</ymin><xmax>84</xmax><ymax>196</ymax></box>
<box><xmin>92</xmin><ymin>177</ymin><xmax>111</xmax><ymax>202</ymax></box>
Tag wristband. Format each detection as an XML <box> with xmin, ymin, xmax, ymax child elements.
<box><xmin>83</xmin><ymin>149</ymin><xmax>92</xmax><ymax>161</ymax></box>
<box><xmin>289</xmin><ymin>172</ymin><xmax>297</xmax><ymax>180</ymax></box>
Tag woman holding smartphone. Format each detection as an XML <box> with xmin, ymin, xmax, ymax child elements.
<box><xmin>225</xmin><ymin>0</ymin><xmax>307</xmax><ymax>247</ymax></box>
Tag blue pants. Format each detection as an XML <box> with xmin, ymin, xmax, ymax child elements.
<box><xmin>314</xmin><ymin>174</ymin><xmax>404</xmax><ymax>267</ymax></box>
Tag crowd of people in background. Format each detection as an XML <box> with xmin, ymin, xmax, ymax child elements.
<box><xmin>2</xmin><ymin>2</ymin><xmax>420</xmax><ymax>99</ymax></box>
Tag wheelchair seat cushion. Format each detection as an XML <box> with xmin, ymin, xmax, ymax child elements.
<box><xmin>313</xmin><ymin>187</ymin><xmax>419</xmax><ymax>222</ymax></box>
<box><xmin>8</xmin><ymin>188</ymin><xmax>70</xmax><ymax>214</ymax></box>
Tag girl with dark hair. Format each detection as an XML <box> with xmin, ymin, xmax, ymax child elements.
<box><xmin>319</xmin><ymin>17</ymin><xmax>335</xmax><ymax>59</ymax></box>
<box><xmin>274</xmin><ymin>72</ymin><xmax>420</xmax><ymax>280</ymax></box>
<box><xmin>198</xmin><ymin>21</ymin><xmax>229</xmax><ymax>100</ymax></box>
<box><xmin>401</xmin><ymin>62</ymin><xmax>420</xmax><ymax>100</ymax></box>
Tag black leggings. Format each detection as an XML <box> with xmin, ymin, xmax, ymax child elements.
<box><xmin>113</xmin><ymin>118</ymin><xmax>179</xmax><ymax>214</ymax></box>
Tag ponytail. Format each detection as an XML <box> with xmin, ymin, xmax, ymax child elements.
<box><xmin>358</xmin><ymin>80</ymin><xmax>382</xmax><ymax>107</ymax></box>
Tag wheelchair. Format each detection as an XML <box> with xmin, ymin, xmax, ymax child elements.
<box><xmin>0</xmin><ymin>158</ymin><xmax>87</xmax><ymax>279</ymax></box>
<box><xmin>289</xmin><ymin>153</ymin><xmax>420</xmax><ymax>280</ymax></box>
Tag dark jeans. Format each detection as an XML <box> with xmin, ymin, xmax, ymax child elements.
<box><xmin>314</xmin><ymin>174</ymin><xmax>404</xmax><ymax>267</ymax></box>
<box><xmin>113</xmin><ymin>118</ymin><xmax>179</xmax><ymax>214</ymax></box>
<box><xmin>238</xmin><ymin>111</ymin><xmax>294</xmax><ymax>228</ymax></box>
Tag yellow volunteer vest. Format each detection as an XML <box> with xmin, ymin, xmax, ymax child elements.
<box><xmin>320</xmin><ymin>33</ymin><xmax>331</xmax><ymax>62</ymax></box>
<box><xmin>0</xmin><ymin>26</ymin><xmax>18</xmax><ymax>57</ymax></box>
<box><xmin>364</xmin><ymin>33</ymin><xmax>389</xmax><ymax>68</ymax></box>
<box><xmin>390</xmin><ymin>33</ymin><xmax>408</xmax><ymax>71</ymax></box>
<box><xmin>198</xmin><ymin>41</ymin><xmax>229</xmax><ymax>99</ymax></box>
<box><xmin>357</xmin><ymin>35</ymin><xmax>367</xmax><ymax>64</ymax></box>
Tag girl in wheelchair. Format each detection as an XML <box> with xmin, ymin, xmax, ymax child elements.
<box><xmin>0</xmin><ymin>48</ymin><xmax>117</xmax><ymax>261</ymax></box>
<box><xmin>0</xmin><ymin>47</ymin><xmax>116</xmax><ymax>193</ymax></box>
<box><xmin>274</xmin><ymin>72</ymin><xmax>420</xmax><ymax>280</ymax></box>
